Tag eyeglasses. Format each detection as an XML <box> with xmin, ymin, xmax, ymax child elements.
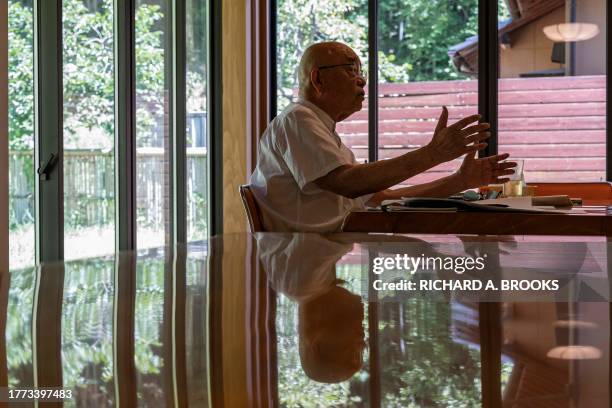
<box><xmin>318</xmin><ymin>63</ymin><xmax>367</xmax><ymax>81</ymax></box>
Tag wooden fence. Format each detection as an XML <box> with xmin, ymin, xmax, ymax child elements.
<box><xmin>337</xmin><ymin>75</ymin><xmax>606</xmax><ymax>184</ymax></box>
<box><xmin>9</xmin><ymin>148</ymin><xmax>207</xmax><ymax>232</ymax></box>
<box><xmin>9</xmin><ymin>75</ymin><xmax>606</xmax><ymax>229</ymax></box>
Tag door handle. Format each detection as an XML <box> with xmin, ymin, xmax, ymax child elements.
<box><xmin>38</xmin><ymin>153</ymin><xmax>58</xmax><ymax>181</ymax></box>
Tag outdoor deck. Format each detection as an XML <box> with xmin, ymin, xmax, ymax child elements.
<box><xmin>337</xmin><ymin>75</ymin><xmax>606</xmax><ymax>184</ymax></box>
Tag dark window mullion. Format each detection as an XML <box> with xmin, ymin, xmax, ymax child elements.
<box><xmin>479</xmin><ymin>3</ymin><xmax>502</xmax><ymax>406</ymax></box>
<box><xmin>34</xmin><ymin>0</ymin><xmax>63</xmax><ymax>263</ymax></box>
<box><xmin>478</xmin><ymin>0</ymin><xmax>498</xmax><ymax>158</ymax></box>
<box><xmin>171</xmin><ymin>0</ymin><xmax>187</xmax><ymax>245</ymax></box>
<box><xmin>208</xmin><ymin>0</ymin><xmax>223</xmax><ymax>235</ymax></box>
<box><xmin>113</xmin><ymin>2</ymin><xmax>137</xmax><ymax>406</ymax></box>
<box><xmin>607</xmin><ymin>0</ymin><xmax>611</xmax><ymax>181</ymax></box>
<box><xmin>368</xmin><ymin>0</ymin><xmax>378</xmax><ymax>163</ymax></box>
<box><xmin>33</xmin><ymin>0</ymin><xmax>63</xmax><ymax>394</ymax></box>
<box><xmin>269</xmin><ymin>0</ymin><xmax>277</xmax><ymax>122</ymax></box>
<box><xmin>114</xmin><ymin>0</ymin><xmax>136</xmax><ymax>252</ymax></box>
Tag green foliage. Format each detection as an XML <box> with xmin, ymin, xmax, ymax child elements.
<box><xmin>8</xmin><ymin>1</ymin><xmax>34</xmax><ymax>151</ymax></box>
<box><xmin>277</xmin><ymin>0</ymin><xmax>485</xmax><ymax>110</ymax></box>
<box><xmin>378</xmin><ymin>300</ymin><xmax>481</xmax><ymax>407</ymax></box>
<box><xmin>8</xmin><ymin>0</ymin><xmax>168</xmax><ymax>150</ymax></box>
<box><xmin>378</xmin><ymin>0</ymin><xmax>479</xmax><ymax>82</ymax></box>
<box><xmin>275</xmin><ymin>276</ymin><xmax>482</xmax><ymax>406</ymax></box>
<box><xmin>6</xmin><ymin>257</ymin><xmax>171</xmax><ymax>402</ymax></box>
<box><xmin>276</xmin><ymin>294</ymin><xmax>364</xmax><ymax>407</ymax></box>
<box><xmin>6</xmin><ymin>268</ymin><xmax>35</xmax><ymax>388</ymax></box>
<box><xmin>276</xmin><ymin>0</ymin><xmax>368</xmax><ymax>110</ymax></box>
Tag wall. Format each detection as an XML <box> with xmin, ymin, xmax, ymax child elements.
<box><xmin>575</xmin><ymin>0</ymin><xmax>606</xmax><ymax>75</ymax></box>
<box><xmin>222</xmin><ymin>0</ymin><xmax>248</xmax><ymax>234</ymax></box>
<box><xmin>500</xmin><ymin>7</ymin><xmax>565</xmax><ymax>77</ymax></box>
<box><xmin>500</xmin><ymin>0</ymin><xmax>606</xmax><ymax>78</ymax></box>
<box><xmin>221</xmin><ymin>0</ymin><xmax>249</xmax><ymax>405</ymax></box>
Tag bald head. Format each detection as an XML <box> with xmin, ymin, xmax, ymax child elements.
<box><xmin>298</xmin><ymin>42</ymin><xmax>359</xmax><ymax>97</ymax></box>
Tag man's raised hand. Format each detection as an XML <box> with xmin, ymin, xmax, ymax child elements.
<box><xmin>457</xmin><ymin>152</ymin><xmax>517</xmax><ymax>189</ymax></box>
<box><xmin>426</xmin><ymin>107</ymin><xmax>491</xmax><ymax>163</ymax></box>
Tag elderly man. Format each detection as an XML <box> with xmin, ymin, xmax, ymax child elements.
<box><xmin>250</xmin><ymin>41</ymin><xmax>515</xmax><ymax>232</ymax></box>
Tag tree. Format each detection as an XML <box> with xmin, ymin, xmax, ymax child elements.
<box><xmin>9</xmin><ymin>0</ymin><xmax>169</xmax><ymax>150</ymax></box>
<box><xmin>378</xmin><ymin>0</ymin><xmax>479</xmax><ymax>82</ymax></box>
<box><xmin>276</xmin><ymin>0</ymin><xmax>369</xmax><ymax>110</ymax></box>
<box><xmin>276</xmin><ymin>0</ymin><xmax>487</xmax><ymax>110</ymax></box>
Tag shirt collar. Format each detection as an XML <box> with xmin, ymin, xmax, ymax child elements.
<box><xmin>296</xmin><ymin>97</ymin><xmax>336</xmax><ymax>133</ymax></box>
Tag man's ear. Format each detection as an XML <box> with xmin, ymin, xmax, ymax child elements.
<box><xmin>310</xmin><ymin>68</ymin><xmax>323</xmax><ymax>95</ymax></box>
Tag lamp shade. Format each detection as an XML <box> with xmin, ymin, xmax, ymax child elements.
<box><xmin>547</xmin><ymin>345</ymin><xmax>602</xmax><ymax>360</ymax></box>
<box><xmin>543</xmin><ymin>23</ymin><xmax>600</xmax><ymax>42</ymax></box>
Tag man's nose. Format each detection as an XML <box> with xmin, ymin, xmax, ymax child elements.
<box><xmin>357</xmin><ymin>76</ymin><xmax>366</xmax><ymax>86</ymax></box>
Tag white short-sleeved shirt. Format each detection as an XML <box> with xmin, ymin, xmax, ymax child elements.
<box><xmin>250</xmin><ymin>98</ymin><xmax>370</xmax><ymax>232</ymax></box>
<box><xmin>256</xmin><ymin>233</ymin><xmax>353</xmax><ymax>303</ymax></box>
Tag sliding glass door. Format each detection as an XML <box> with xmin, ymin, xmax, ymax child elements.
<box><xmin>7</xmin><ymin>0</ymin><xmax>210</xmax><ymax>267</ymax></box>
<box><xmin>8</xmin><ymin>0</ymin><xmax>35</xmax><ymax>270</ymax></box>
<box><xmin>62</xmin><ymin>0</ymin><xmax>116</xmax><ymax>261</ymax></box>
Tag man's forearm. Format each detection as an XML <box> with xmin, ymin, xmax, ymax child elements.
<box><xmin>366</xmin><ymin>172</ymin><xmax>466</xmax><ymax>206</ymax></box>
<box><xmin>320</xmin><ymin>145</ymin><xmax>441</xmax><ymax>198</ymax></box>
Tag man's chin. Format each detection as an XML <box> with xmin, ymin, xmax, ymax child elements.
<box><xmin>338</xmin><ymin>104</ymin><xmax>363</xmax><ymax>122</ymax></box>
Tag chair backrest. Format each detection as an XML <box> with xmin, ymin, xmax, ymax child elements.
<box><xmin>239</xmin><ymin>185</ymin><xmax>265</xmax><ymax>232</ymax></box>
<box><xmin>527</xmin><ymin>182</ymin><xmax>612</xmax><ymax>205</ymax></box>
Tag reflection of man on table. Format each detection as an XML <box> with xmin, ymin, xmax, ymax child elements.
<box><xmin>251</xmin><ymin>41</ymin><xmax>516</xmax><ymax>232</ymax></box>
<box><xmin>256</xmin><ymin>233</ymin><xmax>365</xmax><ymax>383</ymax></box>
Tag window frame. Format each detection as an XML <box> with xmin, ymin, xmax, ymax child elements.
<box><xmin>270</xmin><ymin>0</ymin><xmax>612</xmax><ymax>181</ymax></box>
<box><xmin>5</xmin><ymin>0</ymin><xmax>218</xmax><ymax>264</ymax></box>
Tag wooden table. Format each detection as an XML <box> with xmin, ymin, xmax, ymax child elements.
<box><xmin>341</xmin><ymin>207</ymin><xmax>612</xmax><ymax>235</ymax></box>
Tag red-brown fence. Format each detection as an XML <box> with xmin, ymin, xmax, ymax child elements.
<box><xmin>337</xmin><ymin>75</ymin><xmax>606</xmax><ymax>184</ymax></box>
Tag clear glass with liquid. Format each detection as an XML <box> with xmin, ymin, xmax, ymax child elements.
<box><xmin>503</xmin><ymin>159</ymin><xmax>524</xmax><ymax>197</ymax></box>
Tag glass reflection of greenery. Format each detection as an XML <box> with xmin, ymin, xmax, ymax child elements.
<box><xmin>7</xmin><ymin>267</ymin><xmax>35</xmax><ymax>388</ymax></box>
<box><xmin>134</xmin><ymin>256</ymin><xmax>166</xmax><ymax>404</ymax></box>
<box><xmin>379</xmin><ymin>299</ymin><xmax>481</xmax><ymax>407</ymax></box>
<box><xmin>62</xmin><ymin>258</ymin><xmax>116</xmax><ymax>406</ymax></box>
<box><xmin>275</xmin><ymin>262</ymin><xmax>484</xmax><ymax>407</ymax></box>
<box><xmin>6</xmin><ymin>254</ymin><xmax>170</xmax><ymax>405</ymax></box>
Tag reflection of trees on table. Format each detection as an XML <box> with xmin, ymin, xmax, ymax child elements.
<box><xmin>276</xmin><ymin>295</ymin><xmax>363</xmax><ymax>407</ymax></box>
<box><xmin>62</xmin><ymin>258</ymin><xmax>116</xmax><ymax>406</ymax></box>
<box><xmin>378</xmin><ymin>300</ymin><xmax>482</xmax><ymax>407</ymax></box>
<box><xmin>275</xmin><ymin>263</ymin><xmax>368</xmax><ymax>407</ymax></box>
<box><xmin>5</xmin><ymin>255</ymin><xmax>174</xmax><ymax>405</ymax></box>
<box><xmin>134</xmin><ymin>257</ymin><xmax>166</xmax><ymax>406</ymax></box>
<box><xmin>6</xmin><ymin>267</ymin><xmax>35</xmax><ymax>388</ymax></box>
<box><xmin>274</xmin><ymin>276</ymin><xmax>483</xmax><ymax>406</ymax></box>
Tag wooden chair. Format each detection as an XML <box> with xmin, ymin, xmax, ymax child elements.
<box><xmin>527</xmin><ymin>182</ymin><xmax>612</xmax><ymax>205</ymax></box>
<box><xmin>239</xmin><ymin>185</ymin><xmax>265</xmax><ymax>232</ymax></box>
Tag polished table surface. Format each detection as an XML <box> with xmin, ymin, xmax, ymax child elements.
<box><xmin>1</xmin><ymin>233</ymin><xmax>611</xmax><ymax>407</ymax></box>
<box><xmin>342</xmin><ymin>206</ymin><xmax>612</xmax><ymax>236</ymax></box>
